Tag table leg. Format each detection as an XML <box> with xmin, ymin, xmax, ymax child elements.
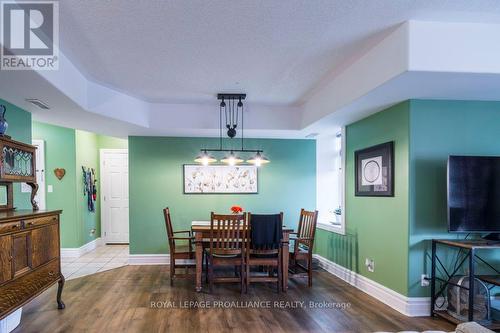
<box><xmin>430</xmin><ymin>240</ymin><xmax>436</xmax><ymax>317</ymax></box>
<box><xmin>468</xmin><ymin>249</ymin><xmax>475</xmax><ymax>322</ymax></box>
<box><xmin>195</xmin><ymin>232</ymin><xmax>203</xmax><ymax>292</ymax></box>
<box><xmin>282</xmin><ymin>231</ymin><xmax>290</xmax><ymax>292</ymax></box>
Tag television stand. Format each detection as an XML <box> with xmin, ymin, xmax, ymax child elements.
<box><xmin>482</xmin><ymin>233</ymin><xmax>500</xmax><ymax>242</ymax></box>
<box><xmin>430</xmin><ymin>239</ymin><xmax>500</xmax><ymax>330</ymax></box>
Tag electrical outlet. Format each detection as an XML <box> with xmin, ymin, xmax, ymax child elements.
<box><xmin>47</xmin><ymin>185</ymin><xmax>53</xmax><ymax>193</ymax></box>
<box><xmin>421</xmin><ymin>274</ymin><xmax>430</xmax><ymax>287</ymax></box>
<box><xmin>365</xmin><ymin>258</ymin><xmax>375</xmax><ymax>272</ymax></box>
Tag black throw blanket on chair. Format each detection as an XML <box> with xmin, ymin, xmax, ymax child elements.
<box><xmin>250</xmin><ymin>214</ymin><xmax>283</xmax><ymax>250</ymax></box>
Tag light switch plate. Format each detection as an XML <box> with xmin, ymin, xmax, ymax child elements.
<box><xmin>47</xmin><ymin>185</ymin><xmax>53</xmax><ymax>193</ymax></box>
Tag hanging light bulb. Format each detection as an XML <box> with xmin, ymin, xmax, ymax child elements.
<box><xmin>221</xmin><ymin>151</ymin><xmax>243</xmax><ymax>166</ymax></box>
<box><xmin>247</xmin><ymin>152</ymin><xmax>270</xmax><ymax>167</ymax></box>
<box><xmin>194</xmin><ymin>150</ymin><xmax>217</xmax><ymax>165</ymax></box>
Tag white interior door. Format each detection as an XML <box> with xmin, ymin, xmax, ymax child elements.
<box><xmin>101</xmin><ymin>149</ymin><xmax>129</xmax><ymax>244</ymax></box>
<box><xmin>32</xmin><ymin>139</ymin><xmax>46</xmax><ymax>210</ymax></box>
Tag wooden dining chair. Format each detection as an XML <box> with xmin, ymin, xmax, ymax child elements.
<box><xmin>289</xmin><ymin>209</ymin><xmax>319</xmax><ymax>287</ymax></box>
<box><xmin>163</xmin><ymin>208</ymin><xmax>195</xmax><ymax>286</ymax></box>
<box><xmin>206</xmin><ymin>212</ymin><xmax>247</xmax><ymax>293</ymax></box>
<box><xmin>246</xmin><ymin>213</ymin><xmax>283</xmax><ymax>293</ymax></box>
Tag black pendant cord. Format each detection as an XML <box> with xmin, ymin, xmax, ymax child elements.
<box><xmin>241</xmin><ymin>102</ymin><xmax>244</xmax><ymax>151</ymax></box>
<box><xmin>219</xmin><ymin>101</ymin><xmax>223</xmax><ymax>150</ymax></box>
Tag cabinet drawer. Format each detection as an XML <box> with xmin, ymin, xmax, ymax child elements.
<box><xmin>0</xmin><ymin>260</ymin><xmax>59</xmax><ymax>316</ymax></box>
<box><xmin>0</xmin><ymin>221</ymin><xmax>22</xmax><ymax>235</ymax></box>
<box><xmin>24</xmin><ymin>215</ymin><xmax>58</xmax><ymax>229</ymax></box>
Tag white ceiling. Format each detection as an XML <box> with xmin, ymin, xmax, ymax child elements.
<box><xmin>58</xmin><ymin>0</ymin><xmax>500</xmax><ymax>105</ymax></box>
<box><xmin>2</xmin><ymin>2</ymin><xmax>500</xmax><ymax>139</ymax></box>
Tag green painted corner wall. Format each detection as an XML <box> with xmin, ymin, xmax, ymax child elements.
<box><xmin>97</xmin><ymin>135</ymin><xmax>128</xmax><ymax>149</ymax></box>
<box><xmin>76</xmin><ymin>130</ymin><xmax>100</xmax><ymax>245</ymax></box>
<box><xmin>408</xmin><ymin>99</ymin><xmax>500</xmax><ymax>297</ymax></box>
<box><xmin>129</xmin><ymin>136</ymin><xmax>316</xmax><ymax>255</ymax></box>
<box><xmin>32</xmin><ymin>120</ymin><xmax>127</xmax><ymax>248</ymax></box>
<box><xmin>0</xmin><ymin>99</ymin><xmax>32</xmax><ymax>209</ymax></box>
<box><xmin>315</xmin><ymin>101</ymin><xmax>411</xmax><ymax>296</ymax></box>
<box><xmin>32</xmin><ymin>121</ymin><xmax>78</xmax><ymax>247</ymax></box>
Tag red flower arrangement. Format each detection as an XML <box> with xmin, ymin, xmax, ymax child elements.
<box><xmin>230</xmin><ymin>205</ymin><xmax>243</xmax><ymax>214</ymax></box>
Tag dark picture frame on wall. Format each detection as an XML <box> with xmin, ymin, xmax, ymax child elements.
<box><xmin>355</xmin><ymin>141</ymin><xmax>394</xmax><ymax>197</ymax></box>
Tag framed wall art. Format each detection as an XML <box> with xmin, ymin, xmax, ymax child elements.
<box><xmin>183</xmin><ymin>164</ymin><xmax>258</xmax><ymax>194</ymax></box>
<box><xmin>355</xmin><ymin>141</ymin><xmax>394</xmax><ymax>197</ymax></box>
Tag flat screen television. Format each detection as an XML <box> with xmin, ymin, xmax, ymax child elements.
<box><xmin>448</xmin><ymin>156</ymin><xmax>500</xmax><ymax>236</ymax></box>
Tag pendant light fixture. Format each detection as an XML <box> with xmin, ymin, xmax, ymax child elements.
<box><xmin>246</xmin><ymin>152</ymin><xmax>270</xmax><ymax>167</ymax></box>
<box><xmin>221</xmin><ymin>151</ymin><xmax>244</xmax><ymax>166</ymax></box>
<box><xmin>194</xmin><ymin>150</ymin><xmax>217</xmax><ymax>165</ymax></box>
<box><xmin>195</xmin><ymin>93</ymin><xmax>270</xmax><ymax>166</ymax></box>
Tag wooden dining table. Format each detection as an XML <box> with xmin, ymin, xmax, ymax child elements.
<box><xmin>191</xmin><ymin>221</ymin><xmax>293</xmax><ymax>292</ymax></box>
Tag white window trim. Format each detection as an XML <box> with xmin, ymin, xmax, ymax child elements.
<box><xmin>317</xmin><ymin>127</ymin><xmax>346</xmax><ymax>235</ymax></box>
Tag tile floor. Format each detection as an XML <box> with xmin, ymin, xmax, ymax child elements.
<box><xmin>61</xmin><ymin>245</ymin><xmax>129</xmax><ymax>280</ymax></box>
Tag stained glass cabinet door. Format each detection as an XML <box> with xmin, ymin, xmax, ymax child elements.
<box><xmin>0</xmin><ymin>136</ymin><xmax>38</xmax><ymax>210</ymax></box>
<box><xmin>0</xmin><ymin>139</ymin><xmax>36</xmax><ymax>182</ymax></box>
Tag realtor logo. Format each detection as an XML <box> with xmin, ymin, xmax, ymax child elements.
<box><xmin>1</xmin><ymin>1</ymin><xmax>59</xmax><ymax>70</ymax></box>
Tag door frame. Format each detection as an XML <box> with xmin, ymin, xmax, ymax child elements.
<box><xmin>100</xmin><ymin>149</ymin><xmax>129</xmax><ymax>244</ymax></box>
<box><xmin>32</xmin><ymin>139</ymin><xmax>46</xmax><ymax>210</ymax></box>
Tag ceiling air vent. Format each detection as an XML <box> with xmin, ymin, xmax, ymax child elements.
<box><xmin>25</xmin><ymin>99</ymin><xmax>50</xmax><ymax>110</ymax></box>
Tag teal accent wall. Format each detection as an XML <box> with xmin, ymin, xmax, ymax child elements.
<box><xmin>32</xmin><ymin>122</ymin><xmax>78</xmax><ymax>247</ymax></box>
<box><xmin>129</xmin><ymin>136</ymin><xmax>316</xmax><ymax>255</ymax></box>
<box><xmin>0</xmin><ymin>99</ymin><xmax>32</xmax><ymax>209</ymax></box>
<box><xmin>314</xmin><ymin>101</ymin><xmax>411</xmax><ymax>296</ymax></box>
<box><xmin>408</xmin><ymin>100</ymin><xmax>500</xmax><ymax>297</ymax></box>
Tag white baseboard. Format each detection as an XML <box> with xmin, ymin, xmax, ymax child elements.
<box><xmin>313</xmin><ymin>254</ymin><xmax>433</xmax><ymax>317</ymax></box>
<box><xmin>128</xmin><ymin>254</ymin><xmax>196</xmax><ymax>265</ymax></box>
<box><xmin>128</xmin><ymin>254</ymin><xmax>170</xmax><ymax>265</ymax></box>
<box><xmin>60</xmin><ymin>238</ymin><xmax>104</xmax><ymax>259</ymax></box>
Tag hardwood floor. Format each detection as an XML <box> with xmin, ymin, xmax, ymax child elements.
<box><xmin>14</xmin><ymin>265</ymin><xmax>454</xmax><ymax>333</ymax></box>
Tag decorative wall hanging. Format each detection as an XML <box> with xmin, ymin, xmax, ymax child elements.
<box><xmin>54</xmin><ymin>168</ymin><xmax>66</xmax><ymax>180</ymax></box>
<box><xmin>355</xmin><ymin>141</ymin><xmax>394</xmax><ymax>197</ymax></box>
<box><xmin>184</xmin><ymin>164</ymin><xmax>258</xmax><ymax>194</ymax></box>
<box><xmin>82</xmin><ymin>166</ymin><xmax>97</xmax><ymax>212</ymax></box>
<box><xmin>0</xmin><ymin>105</ymin><xmax>8</xmax><ymax>136</ymax></box>
<box><xmin>194</xmin><ymin>93</ymin><xmax>270</xmax><ymax>167</ymax></box>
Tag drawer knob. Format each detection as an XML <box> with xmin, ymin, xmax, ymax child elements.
<box><xmin>49</xmin><ymin>271</ymin><xmax>55</xmax><ymax>277</ymax></box>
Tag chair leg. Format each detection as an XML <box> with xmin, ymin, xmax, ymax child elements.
<box><xmin>205</xmin><ymin>252</ymin><xmax>209</xmax><ymax>283</ymax></box>
<box><xmin>170</xmin><ymin>257</ymin><xmax>174</xmax><ymax>286</ymax></box>
<box><xmin>246</xmin><ymin>260</ymin><xmax>250</xmax><ymax>293</ymax></box>
<box><xmin>208</xmin><ymin>256</ymin><xmax>214</xmax><ymax>293</ymax></box>
<box><xmin>240</xmin><ymin>258</ymin><xmax>245</xmax><ymax>294</ymax></box>
<box><xmin>308</xmin><ymin>255</ymin><xmax>313</xmax><ymax>287</ymax></box>
<box><xmin>277</xmin><ymin>254</ymin><xmax>282</xmax><ymax>294</ymax></box>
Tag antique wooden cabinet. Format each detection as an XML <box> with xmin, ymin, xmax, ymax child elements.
<box><xmin>0</xmin><ymin>136</ymin><xmax>65</xmax><ymax>321</ymax></box>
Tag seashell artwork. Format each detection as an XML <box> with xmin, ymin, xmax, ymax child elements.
<box><xmin>184</xmin><ymin>165</ymin><xmax>258</xmax><ymax>193</ymax></box>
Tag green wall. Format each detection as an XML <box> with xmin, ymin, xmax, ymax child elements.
<box><xmin>76</xmin><ymin>130</ymin><xmax>100</xmax><ymax>245</ymax></box>
<box><xmin>129</xmin><ymin>136</ymin><xmax>316</xmax><ymax>255</ymax></box>
<box><xmin>32</xmin><ymin>121</ymin><xmax>127</xmax><ymax>248</ymax></box>
<box><xmin>408</xmin><ymin>100</ymin><xmax>500</xmax><ymax>297</ymax></box>
<box><xmin>0</xmin><ymin>99</ymin><xmax>32</xmax><ymax>209</ymax></box>
<box><xmin>32</xmin><ymin>122</ymin><xmax>78</xmax><ymax>247</ymax></box>
<box><xmin>97</xmin><ymin>134</ymin><xmax>128</xmax><ymax>149</ymax></box>
<box><xmin>315</xmin><ymin>99</ymin><xmax>500</xmax><ymax>298</ymax></box>
<box><xmin>314</xmin><ymin>101</ymin><xmax>411</xmax><ymax>296</ymax></box>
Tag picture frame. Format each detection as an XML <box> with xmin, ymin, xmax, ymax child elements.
<box><xmin>355</xmin><ymin>141</ymin><xmax>394</xmax><ymax>197</ymax></box>
<box><xmin>183</xmin><ymin>164</ymin><xmax>258</xmax><ymax>194</ymax></box>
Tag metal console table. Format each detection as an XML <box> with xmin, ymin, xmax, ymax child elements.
<box><xmin>431</xmin><ymin>239</ymin><xmax>500</xmax><ymax>329</ymax></box>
